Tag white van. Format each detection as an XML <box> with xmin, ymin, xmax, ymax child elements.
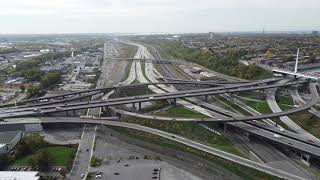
<box><xmin>274</xmin><ymin>134</ymin><xmax>281</xmax><ymax>139</ymax></box>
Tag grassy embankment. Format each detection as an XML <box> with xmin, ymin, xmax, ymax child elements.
<box><xmin>289</xmin><ymin>111</ymin><xmax>320</xmax><ymax>138</ymax></box>
<box><xmin>122</xmin><ymin>113</ymin><xmax>241</xmax><ymax>156</ymax></box>
<box><xmin>159</xmin><ymin>42</ymin><xmax>272</xmax><ymax>80</ymax></box>
<box><xmin>15</xmin><ymin>146</ymin><xmax>76</xmax><ymax>167</ymax></box>
<box><xmin>155</xmin><ymin>106</ymin><xmax>208</xmax><ymax>118</ymax></box>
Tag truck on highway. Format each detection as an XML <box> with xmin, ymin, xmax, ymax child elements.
<box><xmin>32</xmin><ymin>108</ymin><xmax>41</xmax><ymax>112</ymax></box>
<box><xmin>55</xmin><ymin>107</ymin><xmax>63</xmax><ymax>110</ymax></box>
<box><xmin>80</xmin><ymin>115</ymin><xmax>96</xmax><ymax>119</ymax></box>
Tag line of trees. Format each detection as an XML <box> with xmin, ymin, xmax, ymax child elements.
<box><xmin>26</xmin><ymin>71</ymin><xmax>62</xmax><ymax>98</ymax></box>
<box><xmin>6</xmin><ymin>52</ymin><xmax>69</xmax><ymax>98</ymax></box>
<box><xmin>12</xmin><ymin>52</ymin><xmax>69</xmax><ymax>82</ymax></box>
<box><xmin>160</xmin><ymin>42</ymin><xmax>272</xmax><ymax>80</ymax></box>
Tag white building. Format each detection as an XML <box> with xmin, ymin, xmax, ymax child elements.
<box><xmin>0</xmin><ymin>171</ymin><xmax>39</xmax><ymax>180</ymax></box>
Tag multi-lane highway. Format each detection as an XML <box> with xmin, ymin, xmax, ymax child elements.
<box><xmin>0</xmin><ymin>118</ymin><xmax>308</xmax><ymax>180</ymax></box>
<box><xmin>1</xmin><ymin>41</ymin><xmax>320</xmax><ymax>179</ymax></box>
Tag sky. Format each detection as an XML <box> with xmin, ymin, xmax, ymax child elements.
<box><xmin>1</xmin><ymin>0</ymin><xmax>320</xmax><ymax>34</ymax></box>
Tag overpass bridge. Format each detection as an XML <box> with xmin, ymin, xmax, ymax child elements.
<box><xmin>0</xmin><ymin>79</ymin><xmax>277</xmax><ymax>108</ymax></box>
<box><xmin>0</xmin><ymin>80</ymin><xmax>308</xmax><ymax>119</ymax></box>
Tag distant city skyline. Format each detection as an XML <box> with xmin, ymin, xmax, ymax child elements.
<box><xmin>1</xmin><ymin>0</ymin><xmax>320</xmax><ymax>34</ymax></box>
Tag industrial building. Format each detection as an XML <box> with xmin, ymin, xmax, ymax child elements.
<box><xmin>0</xmin><ymin>131</ymin><xmax>23</xmax><ymax>154</ymax></box>
<box><xmin>0</xmin><ymin>171</ymin><xmax>39</xmax><ymax>180</ymax></box>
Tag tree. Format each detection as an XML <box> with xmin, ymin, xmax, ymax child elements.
<box><xmin>40</xmin><ymin>71</ymin><xmax>62</xmax><ymax>89</ymax></box>
<box><xmin>27</xmin><ymin>149</ymin><xmax>50</xmax><ymax>171</ymax></box>
<box><xmin>37</xmin><ymin>149</ymin><xmax>50</xmax><ymax>171</ymax></box>
<box><xmin>19</xmin><ymin>84</ymin><xmax>25</xmax><ymax>92</ymax></box>
<box><xmin>27</xmin><ymin>85</ymin><xmax>45</xmax><ymax>98</ymax></box>
<box><xmin>15</xmin><ymin>134</ymin><xmax>47</xmax><ymax>158</ymax></box>
<box><xmin>0</xmin><ymin>155</ymin><xmax>9</xmax><ymax>170</ymax></box>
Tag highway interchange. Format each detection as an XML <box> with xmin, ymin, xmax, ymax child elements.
<box><xmin>1</xmin><ymin>41</ymin><xmax>320</xmax><ymax>180</ymax></box>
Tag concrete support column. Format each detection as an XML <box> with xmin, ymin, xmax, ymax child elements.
<box><xmin>73</xmin><ymin>110</ymin><xmax>76</xmax><ymax>117</ymax></box>
<box><xmin>132</xmin><ymin>103</ymin><xmax>136</xmax><ymax>109</ymax></box>
<box><xmin>104</xmin><ymin>106</ymin><xmax>110</xmax><ymax>116</ymax></box>
<box><xmin>229</xmin><ymin>94</ymin><xmax>234</xmax><ymax>103</ymax></box>
<box><xmin>224</xmin><ymin>122</ymin><xmax>227</xmax><ymax>136</ymax></box>
<box><xmin>244</xmin><ymin>132</ymin><xmax>250</xmax><ymax>142</ymax></box>
<box><xmin>114</xmin><ymin>88</ymin><xmax>119</xmax><ymax>95</ymax></box>
<box><xmin>301</xmin><ymin>154</ymin><xmax>311</xmax><ymax>166</ymax></box>
<box><xmin>138</xmin><ymin>102</ymin><xmax>142</xmax><ymax>111</ymax></box>
<box><xmin>115</xmin><ymin>112</ymin><xmax>121</xmax><ymax>118</ymax></box>
<box><xmin>258</xmin><ymin>90</ymin><xmax>261</xmax><ymax>99</ymax></box>
<box><xmin>172</xmin><ymin>98</ymin><xmax>177</xmax><ymax>106</ymax></box>
<box><xmin>204</xmin><ymin>95</ymin><xmax>208</xmax><ymax>102</ymax></box>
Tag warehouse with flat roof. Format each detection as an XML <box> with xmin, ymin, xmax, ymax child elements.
<box><xmin>0</xmin><ymin>171</ymin><xmax>39</xmax><ymax>180</ymax></box>
<box><xmin>0</xmin><ymin>130</ymin><xmax>23</xmax><ymax>154</ymax></box>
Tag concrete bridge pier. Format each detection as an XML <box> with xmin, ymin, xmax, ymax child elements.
<box><xmin>138</xmin><ymin>102</ymin><xmax>142</xmax><ymax>111</ymax></box>
<box><xmin>113</xmin><ymin>88</ymin><xmax>119</xmax><ymax>95</ymax></box>
<box><xmin>172</xmin><ymin>98</ymin><xmax>177</xmax><ymax>106</ymax></box>
<box><xmin>244</xmin><ymin>132</ymin><xmax>251</xmax><ymax>142</ymax></box>
<box><xmin>103</xmin><ymin>106</ymin><xmax>112</xmax><ymax>116</ymax></box>
<box><xmin>204</xmin><ymin>95</ymin><xmax>208</xmax><ymax>102</ymax></box>
<box><xmin>132</xmin><ymin>103</ymin><xmax>136</xmax><ymax>110</ymax></box>
<box><xmin>301</xmin><ymin>154</ymin><xmax>311</xmax><ymax>166</ymax></box>
<box><xmin>223</xmin><ymin>122</ymin><xmax>227</xmax><ymax>136</ymax></box>
<box><xmin>115</xmin><ymin>112</ymin><xmax>121</xmax><ymax>118</ymax></box>
<box><xmin>161</xmin><ymin>100</ymin><xmax>166</xmax><ymax>106</ymax></box>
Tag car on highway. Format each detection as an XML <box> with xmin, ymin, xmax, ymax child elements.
<box><xmin>32</xmin><ymin>108</ymin><xmax>41</xmax><ymax>112</ymax></box>
<box><xmin>40</xmin><ymin>99</ymin><xmax>48</xmax><ymax>102</ymax></box>
<box><xmin>55</xmin><ymin>107</ymin><xmax>63</xmax><ymax>110</ymax></box>
<box><xmin>81</xmin><ymin>174</ymin><xmax>85</xmax><ymax>178</ymax></box>
<box><xmin>149</xmin><ymin>96</ymin><xmax>154</xmax><ymax>99</ymax></box>
<box><xmin>274</xmin><ymin>134</ymin><xmax>281</xmax><ymax>139</ymax></box>
<box><xmin>96</xmin><ymin>174</ymin><xmax>102</xmax><ymax>178</ymax></box>
<box><xmin>279</xmin><ymin>127</ymin><xmax>285</xmax><ymax>132</ymax></box>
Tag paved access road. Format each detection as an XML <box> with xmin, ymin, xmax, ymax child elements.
<box><xmin>67</xmin><ymin>125</ymin><xmax>96</xmax><ymax>180</ymax></box>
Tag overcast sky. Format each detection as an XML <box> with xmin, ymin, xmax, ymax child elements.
<box><xmin>1</xmin><ymin>0</ymin><xmax>320</xmax><ymax>34</ymax></box>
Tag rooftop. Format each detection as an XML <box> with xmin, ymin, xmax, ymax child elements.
<box><xmin>0</xmin><ymin>131</ymin><xmax>21</xmax><ymax>145</ymax></box>
<box><xmin>0</xmin><ymin>171</ymin><xmax>39</xmax><ymax>180</ymax></box>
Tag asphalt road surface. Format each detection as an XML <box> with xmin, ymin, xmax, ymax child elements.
<box><xmin>67</xmin><ymin>125</ymin><xmax>96</xmax><ymax>180</ymax></box>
